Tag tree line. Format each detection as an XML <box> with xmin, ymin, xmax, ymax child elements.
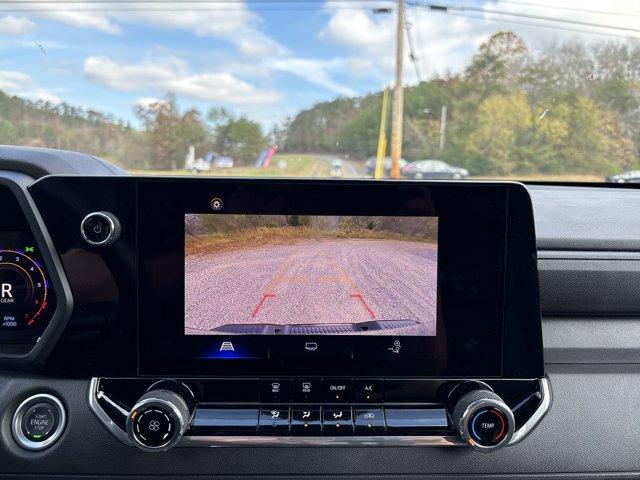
<box><xmin>0</xmin><ymin>91</ymin><xmax>268</xmax><ymax>170</ymax></box>
<box><xmin>284</xmin><ymin>32</ymin><xmax>640</xmax><ymax>176</ymax></box>
<box><xmin>134</xmin><ymin>97</ymin><xmax>268</xmax><ymax>169</ymax></box>
<box><xmin>1</xmin><ymin>31</ymin><xmax>639</xmax><ymax>176</ymax></box>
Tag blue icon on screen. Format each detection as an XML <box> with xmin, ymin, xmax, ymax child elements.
<box><xmin>200</xmin><ymin>339</ymin><xmax>258</xmax><ymax>359</ymax></box>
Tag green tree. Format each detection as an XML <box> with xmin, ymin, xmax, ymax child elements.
<box><xmin>465</xmin><ymin>31</ymin><xmax>529</xmax><ymax>93</ymax></box>
<box><xmin>466</xmin><ymin>92</ymin><xmax>532</xmax><ymax>174</ymax></box>
<box><xmin>136</xmin><ymin>94</ymin><xmax>207</xmax><ymax>170</ymax></box>
<box><xmin>208</xmin><ymin>108</ymin><xmax>266</xmax><ymax>166</ymax></box>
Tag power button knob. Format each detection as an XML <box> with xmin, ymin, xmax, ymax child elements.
<box><xmin>80</xmin><ymin>211</ymin><xmax>121</xmax><ymax>247</ymax></box>
<box><xmin>452</xmin><ymin>390</ymin><xmax>514</xmax><ymax>451</ymax></box>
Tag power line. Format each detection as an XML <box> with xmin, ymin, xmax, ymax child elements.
<box><xmin>0</xmin><ymin>0</ymin><xmax>393</xmax><ymax>11</ymax></box>
<box><xmin>487</xmin><ymin>0</ymin><xmax>640</xmax><ymax>19</ymax></box>
<box><xmin>428</xmin><ymin>9</ymin><xmax>640</xmax><ymax>40</ymax></box>
<box><xmin>404</xmin><ymin>7</ymin><xmax>422</xmax><ymax>82</ymax></box>
<box><xmin>410</xmin><ymin>2</ymin><xmax>640</xmax><ymax>35</ymax></box>
<box><xmin>0</xmin><ymin>6</ymin><xmax>383</xmax><ymax>11</ymax></box>
<box><xmin>411</xmin><ymin>2</ymin><xmax>640</xmax><ymax>33</ymax></box>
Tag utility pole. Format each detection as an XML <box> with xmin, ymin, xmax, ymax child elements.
<box><xmin>375</xmin><ymin>88</ymin><xmax>389</xmax><ymax>180</ymax></box>
<box><xmin>390</xmin><ymin>0</ymin><xmax>405</xmax><ymax>180</ymax></box>
<box><xmin>439</xmin><ymin>105</ymin><xmax>447</xmax><ymax>151</ymax></box>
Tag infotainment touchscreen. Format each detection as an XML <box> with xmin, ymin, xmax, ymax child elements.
<box><xmin>137</xmin><ymin>179</ymin><xmax>543</xmax><ymax>378</ymax></box>
<box><xmin>184</xmin><ymin>214</ymin><xmax>438</xmax><ymax>337</ymax></box>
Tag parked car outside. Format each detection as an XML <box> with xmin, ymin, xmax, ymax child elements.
<box><xmin>214</xmin><ymin>156</ymin><xmax>234</xmax><ymax>168</ymax></box>
<box><xmin>605</xmin><ymin>170</ymin><xmax>640</xmax><ymax>183</ymax></box>
<box><xmin>401</xmin><ymin>160</ymin><xmax>468</xmax><ymax>180</ymax></box>
<box><xmin>330</xmin><ymin>159</ymin><xmax>343</xmax><ymax>177</ymax></box>
<box><xmin>364</xmin><ymin>156</ymin><xmax>408</xmax><ymax>175</ymax></box>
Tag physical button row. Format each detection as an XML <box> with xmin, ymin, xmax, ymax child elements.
<box><xmin>192</xmin><ymin>406</ymin><xmax>449</xmax><ymax>436</ymax></box>
<box><xmin>260</xmin><ymin>379</ymin><xmax>381</xmax><ymax>403</ymax></box>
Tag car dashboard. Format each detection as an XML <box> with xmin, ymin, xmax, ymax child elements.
<box><xmin>0</xmin><ymin>146</ymin><xmax>638</xmax><ymax>479</ymax></box>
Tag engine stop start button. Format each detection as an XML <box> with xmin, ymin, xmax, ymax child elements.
<box><xmin>22</xmin><ymin>403</ymin><xmax>58</xmax><ymax>441</ymax></box>
<box><xmin>12</xmin><ymin>394</ymin><xmax>66</xmax><ymax>451</ymax></box>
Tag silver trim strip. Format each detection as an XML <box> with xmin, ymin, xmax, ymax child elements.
<box><xmin>508</xmin><ymin>376</ymin><xmax>552</xmax><ymax>445</ymax></box>
<box><xmin>180</xmin><ymin>434</ymin><xmax>463</xmax><ymax>447</ymax></box>
<box><xmin>88</xmin><ymin>378</ymin><xmax>133</xmax><ymax>446</ymax></box>
<box><xmin>96</xmin><ymin>388</ymin><xmax>129</xmax><ymax>417</ymax></box>
<box><xmin>88</xmin><ymin>377</ymin><xmax>552</xmax><ymax>448</ymax></box>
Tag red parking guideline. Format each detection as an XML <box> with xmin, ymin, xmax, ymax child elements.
<box><xmin>251</xmin><ymin>293</ymin><xmax>276</xmax><ymax>318</ymax></box>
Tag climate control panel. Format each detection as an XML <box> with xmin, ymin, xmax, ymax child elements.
<box><xmin>90</xmin><ymin>377</ymin><xmax>550</xmax><ymax>452</ymax></box>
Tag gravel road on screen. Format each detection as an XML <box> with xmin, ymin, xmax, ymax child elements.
<box><xmin>185</xmin><ymin>238</ymin><xmax>437</xmax><ymax>336</ymax></box>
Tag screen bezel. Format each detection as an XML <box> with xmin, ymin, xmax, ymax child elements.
<box><xmin>137</xmin><ymin>179</ymin><xmax>543</xmax><ymax>378</ymax></box>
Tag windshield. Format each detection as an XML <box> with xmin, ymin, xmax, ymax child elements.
<box><xmin>1</xmin><ymin>0</ymin><xmax>639</xmax><ymax>183</ymax></box>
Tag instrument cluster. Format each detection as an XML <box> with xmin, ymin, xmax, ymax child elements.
<box><xmin>0</xmin><ymin>181</ymin><xmax>60</xmax><ymax>351</ymax></box>
<box><xmin>0</xmin><ymin>248</ymin><xmax>52</xmax><ymax>332</ymax></box>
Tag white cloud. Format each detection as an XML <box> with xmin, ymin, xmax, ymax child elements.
<box><xmin>29</xmin><ymin>89</ymin><xmax>62</xmax><ymax>104</ymax></box>
<box><xmin>115</xmin><ymin>3</ymin><xmax>288</xmax><ymax>55</ymax></box>
<box><xmin>270</xmin><ymin>57</ymin><xmax>355</xmax><ymax>96</ymax></box>
<box><xmin>0</xmin><ymin>15</ymin><xmax>36</xmax><ymax>35</ymax></box>
<box><xmin>319</xmin><ymin>1</ymin><xmax>640</xmax><ymax>85</ymax></box>
<box><xmin>117</xmin><ymin>3</ymin><xmax>290</xmax><ymax>58</ymax></box>
<box><xmin>320</xmin><ymin>8</ymin><xmax>393</xmax><ymax>49</ymax></box>
<box><xmin>0</xmin><ymin>70</ymin><xmax>32</xmax><ymax>92</ymax></box>
<box><xmin>7</xmin><ymin>1</ymin><xmax>120</xmax><ymax>34</ymax></box>
<box><xmin>83</xmin><ymin>55</ymin><xmax>281</xmax><ymax>106</ymax></box>
<box><xmin>0</xmin><ymin>70</ymin><xmax>61</xmax><ymax>104</ymax></box>
<box><xmin>43</xmin><ymin>9</ymin><xmax>120</xmax><ymax>34</ymax></box>
<box><xmin>8</xmin><ymin>1</ymin><xmax>287</xmax><ymax>56</ymax></box>
<box><xmin>135</xmin><ymin>97</ymin><xmax>165</xmax><ymax>109</ymax></box>
<box><xmin>319</xmin><ymin>5</ymin><xmax>486</xmax><ymax>83</ymax></box>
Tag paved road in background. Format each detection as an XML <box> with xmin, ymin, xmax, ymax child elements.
<box><xmin>314</xmin><ymin>154</ymin><xmax>365</xmax><ymax>178</ymax></box>
<box><xmin>185</xmin><ymin>238</ymin><xmax>437</xmax><ymax>336</ymax></box>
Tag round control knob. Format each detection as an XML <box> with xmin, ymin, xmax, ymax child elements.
<box><xmin>452</xmin><ymin>389</ymin><xmax>514</xmax><ymax>452</ymax></box>
<box><xmin>80</xmin><ymin>211</ymin><xmax>121</xmax><ymax>247</ymax></box>
<box><xmin>126</xmin><ymin>389</ymin><xmax>189</xmax><ymax>452</ymax></box>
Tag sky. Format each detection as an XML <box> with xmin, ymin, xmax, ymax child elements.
<box><xmin>0</xmin><ymin>0</ymin><xmax>639</xmax><ymax>128</ymax></box>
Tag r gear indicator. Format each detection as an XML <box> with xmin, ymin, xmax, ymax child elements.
<box><xmin>0</xmin><ymin>249</ymin><xmax>49</xmax><ymax>329</ymax></box>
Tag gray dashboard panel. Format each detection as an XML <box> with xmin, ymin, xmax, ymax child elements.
<box><xmin>543</xmin><ymin>317</ymin><xmax>640</xmax><ymax>364</ymax></box>
<box><xmin>528</xmin><ymin>185</ymin><xmax>640</xmax><ymax>251</ymax></box>
<box><xmin>538</xmin><ymin>251</ymin><xmax>640</xmax><ymax>315</ymax></box>
<box><xmin>0</xmin><ymin>367</ymin><xmax>638</xmax><ymax>478</ymax></box>
<box><xmin>0</xmin><ymin>145</ymin><xmax>126</xmax><ymax>178</ymax></box>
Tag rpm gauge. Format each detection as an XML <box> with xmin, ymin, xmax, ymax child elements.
<box><xmin>0</xmin><ymin>250</ymin><xmax>48</xmax><ymax>329</ymax></box>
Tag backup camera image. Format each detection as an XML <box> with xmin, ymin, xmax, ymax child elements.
<box><xmin>185</xmin><ymin>214</ymin><xmax>438</xmax><ymax>336</ymax></box>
